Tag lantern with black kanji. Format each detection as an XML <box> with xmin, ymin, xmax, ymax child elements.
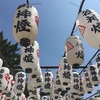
<box><xmin>14</xmin><ymin>72</ymin><xmax>26</xmax><ymax>96</ymax></box>
<box><xmin>4</xmin><ymin>74</ymin><xmax>13</xmax><ymax>95</ymax></box>
<box><xmin>13</xmin><ymin>4</ymin><xmax>39</xmax><ymax>47</ymax></box>
<box><xmin>0</xmin><ymin>67</ymin><xmax>10</xmax><ymax>93</ymax></box>
<box><xmin>82</xmin><ymin>70</ymin><xmax>93</xmax><ymax>94</ymax></box>
<box><xmin>95</xmin><ymin>53</ymin><xmax>100</xmax><ymax>82</ymax></box>
<box><xmin>70</xmin><ymin>71</ymin><xmax>80</xmax><ymax>95</ymax></box>
<box><xmin>58</xmin><ymin>56</ymin><xmax>72</xmax><ymax>89</ymax></box>
<box><xmin>42</xmin><ymin>70</ymin><xmax>54</xmax><ymax>94</ymax></box>
<box><xmin>78</xmin><ymin>76</ymin><xmax>85</xmax><ymax>96</ymax></box>
<box><xmin>28</xmin><ymin>73</ymin><xmax>43</xmax><ymax>88</ymax></box>
<box><xmin>21</xmin><ymin>41</ymin><xmax>40</xmax><ymax>74</ymax></box>
<box><xmin>27</xmin><ymin>86</ymin><xmax>40</xmax><ymax>100</ymax></box>
<box><xmin>54</xmin><ymin>71</ymin><xmax>63</xmax><ymax>91</ymax></box>
<box><xmin>76</xmin><ymin>9</ymin><xmax>100</xmax><ymax>49</ymax></box>
<box><xmin>0</xmin><ymin>95</ymin><xmax>7</xmax><ymax>100</ymax></box>
<box><xmin>8</xmin><ymin>81</ymin><xmax>15</xmax><ymax>99</ymax></box>
<box><xmin>27</xmin><ymin>76</ymin><xmax>35</xmax><ymax>96</ymax></box>
<box><xmin>65</xmin><ymin>35</ymin><xmax>84</xmax><ymax>68</ymax></box>
<box><xmin>87</xmin><ymin>65</ymin><xmax>99</xmax><ymax>86</ymax></box>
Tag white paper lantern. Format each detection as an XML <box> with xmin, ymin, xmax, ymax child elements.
<box><xmin>0</xmin><ymin>58</ymin><xmax>3</xmax><ymax>68</ymax></box>
<box><xmin>13</xmin><ymin>4</ymin><xmax>39</xmax><ymax>47</ymax></box>
<box><xmin>65</xmin><ymin>35</ymin><xmax>84</xmax><ymax>68</ymax></box>
<box><xmin>82</xmin><ymin>70</ymin><xmax>93</xmax><ymax>94</ymax></box>
<box><xmin>70</xmin><ymin>71</ymin><xmax>80</xmax><ymax>95</ymax></box>
<box><xmin>0</xmin><ymin>94</ymin><xmax>7</xmax><ymax>100</ymax></box>
<box><xmin>78</xmin><ymin>76</ymin><xmax>85</xmax><ymax>96</ymax></box>
<box><xmin>21</xmin><ymin>41</ymin><xmax>40</xmax><ymax>74</ymax></box>
<box><xmin>27</xmin><ymin>77</ymin><xmax>35</xmax><ymax>96</ymax></box>
<box><xmin>76</xmin><ymin>9</ymin><xmax>100</xmax><ymax>49</ymax></box>
<box><xmin>58</xmin><ymin>57</ymin><xmax>72</xmax><ymax>88</ymax></box>
<box><xmin>27</xmin><ymin>87</ymin><xmax>40</xmax><ymax>100</ymax></box>
<box><xmin>54</xmin><ymin>71</ymin><xmax>63</xmax><ymax>90</ymax></box>
<box><xmin>0</xmin><ymin>67</ymin><xmax>10</xmax><ymax>92</ymax></box>
<box><xmin>7</xmin><ymin>81</ymin><xmax>15</xmax><ymax>99</ymax></box>
<box><xmin>14</xmin><ymin>72</ymin><xmax>26</xmax><ymax>96</ymax></box>
<box><xmin>28</xmin><ymin>73</ymin><xmax>43</xmax><ymax>88</ymax></box>
<box><xmin>43</xmin><ymin>70</ymin><xmax>54</xmax><ymax>94</ymax></box>
<box><xmin>87</xmin><ymin>65</ymin><xmax>99</xmax><ymax>86</ymax></box>
<box><xmin>95</xmin><ymin>54</ymin><xmax>100</xmax><ymax>83</ymax></box>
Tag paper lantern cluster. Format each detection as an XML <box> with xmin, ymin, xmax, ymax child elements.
<box><xmin>2</xmin><ymin>1</ymin><xmax>100</xmax><ymax>99</ymax></box>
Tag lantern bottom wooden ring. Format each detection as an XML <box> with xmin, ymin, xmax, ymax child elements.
<box><xmin>63</xmin><ymin>82</ymin><xmax>68</xmax><ymax>85</ymax></box>
<box><xmin>72</xmin><ymin>64</ymin><xmax>80</xmax><ymax>69</ymax></box>
<box><xmin>20</xmin><ymin>38</ymin><xmax>30</xmax><ymax>47</ymax></box>
<box><xmin>87</xmin><ymin>91</ymin><xmax>91</xmax><ymax>94</ymax></box>
<box><xmin>25</xmin><ymin>68</ymin><xmax>32</xmax><ymax>73</ymax></box>
<box><xmin>94</xmin><ymin>84</ymin><xmax>98</xmax><ymax>86</ymax></box>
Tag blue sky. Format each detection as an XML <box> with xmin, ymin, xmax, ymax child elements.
<box><xmin>0</xmin><ymin>0</ymin><xmax>100</xmax><ymax>99</ymax></box>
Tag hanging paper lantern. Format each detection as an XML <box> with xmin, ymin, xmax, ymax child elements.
<box><xmin>13</xmin><ymin>4</ymin><xmax>39</xmax><ymax>47</ymax></box>
<box><xmin>27</xmin><ymin>79</ymin><xmax>35</xmax><ymax>96</ymax></box>
<box><xmin>54</xmin><ymin>71</ymin><xmax>63</xmax><ymax>91</ymax></box>
<box><xmin>87</xmin><ymin>65</ymin><xmax>99</xmax><ymax>86</ymax></box>
<box><xmin>76</xmin><ymin>9</ymin><xmax>100</xmax><ymax>49</ymax></box>
<box><xmin>7</xmin><ymin>81</ymin><xmax>15</xmax><ymax>99</ymax></box>
<box><xmin>52</xmin><ymin>71</ymin><xmax>63</xmax><ymax>100</ymax></box>
<box><xmin>14</xmin><ymin>72</ymin><xmax>26</xmax><ymax>96</ymax></box>
<box><xmin>96</xmin><ymin>53</ymin><xmax>100</xmax><ymax>82</ymax></box>
<box><xmin>82</xmin><ymin>70</ymin><xmax>93</xmax><ymax>94</ymax></box>
<box><xmin>42</xmin><ymin>70</ymin><xmax>54</xmax><ymax>94</ymax></box>
<box><xmin>28</xmin><ymin>87</ymin><xmax>40</xmax><ymax>100</ymax></box>
<box><xmin>58</xmin><ymin>56</ymin><xmax>72</xmax><ymax>88</ymax></box>
<box><xmin>28</xmin><ymin>73</ymin><xmax>43</xmax><ymax>88</ymax></box>
<box><xmin>78</xmin><ymin>76</ymin><xmax>85</xmax><ymax>96</ymax></box>
<box><xmin>0</xmin><ymin>67</ymin><xmax>10</xmax><ymax>92</ymax></box>
<box><xmin>0</xmin><ymin>58</ymin><xmax>3</xmax><ymax>68</ymax></box>
<box><xmin>27</xmin><ymin>76</ymin><xmax>41</xmax><ymax>98</ymax></box>
<box><xmin>20</xmin><ymin>41</ymin><xmax>40</xmax><ymax>74</ymax></box>
<box><xmin>0</xmin><ymin>94</ymin><xmax>7</xmax><ymax>100</ymax></box>
<box><xmin>70</xmin><ymin>71</ymin><xmax>80</xmax><ymax>95</ymax></box>
<box><xmin>65</xmin><ymin>35</ymin><xmax>84</xmax><ymax>68</ymax></box>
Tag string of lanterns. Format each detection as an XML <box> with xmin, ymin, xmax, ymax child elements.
<box><xmin>0</xmin><ymin>0</ymin><xmax>100</xmax><ymax>99</ymax></box>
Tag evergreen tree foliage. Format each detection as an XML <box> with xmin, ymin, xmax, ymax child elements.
<box><xmin>0</xmin><ymin>31</ymin><xmax>20</xmax><ymax>76</ymax></box>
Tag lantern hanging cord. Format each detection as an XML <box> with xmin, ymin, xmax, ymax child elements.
<box><xmin>79</xmin><ymin>49</ymin><xmax>100</xmax><ymax>75</ymax></box>
<box><xmin>26</xmin><ymin>0</ymin><xmax>29</xmax><ymax>4</ymax></box>
<box><xmin>70</xmin><ymin>0</ymin><xmax>85</xmax><ymax>36</ymax></box>
<box><xmin>84</xmin><ymin>91</ymin><xmax>100</xmax><ymax>100</ymax></box>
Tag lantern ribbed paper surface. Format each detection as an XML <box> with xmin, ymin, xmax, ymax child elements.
<box><xmin>58</xmin><ymin>57</ymin><xmax>72</xmax><ymax>88</ymax></box>
<box><xmin>43</xmin><ymin>70</ymin><xmax>54</xmax><ymax>94</ymax></box>
<box><xmin>21</xmin><ymin>41</ymin><xmax>40</xmax><ymax>74</ymax></box>
<box><xmin>82</xmin><ymin>70</ymin><xmax>93</xmax><ymax>94</ymax></box>
<box><xmin>65</xmin><ymin>35</ymin><xmax>84</xmax><ymax>67</ymax></box>
<box><xmin>14</xmin><ymin>72</ymin><xmax>26</xmax><ymax>95</ymax></box>
<box><xmin>13</xmin><ymin>4</ymin><xmax>39</xmax><ymax>46</ymax></box>
<box><xmin>87</xmin><ymin>65</ymin><xmax>99</xmax><ymax>86</ymax></box>
<box><xmin>76</xmin><ymin>9</ymin><xmax>100</xmax><ymax>49</ymax></box>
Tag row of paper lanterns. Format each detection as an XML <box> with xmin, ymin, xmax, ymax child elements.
<box><xmin>10</xmin><ymin>2</ymin><xmax>100</xmax><ymax>100</ymax></box>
